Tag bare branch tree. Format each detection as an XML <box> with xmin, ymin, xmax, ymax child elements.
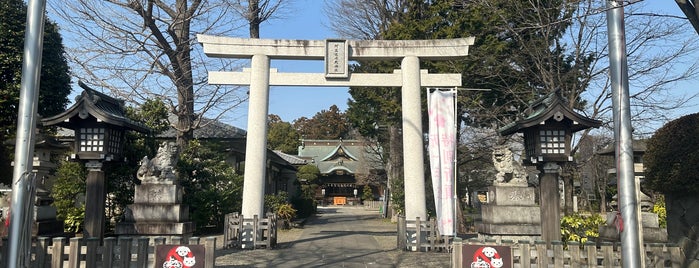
<box><xmin>228</xmin><ymin>0</ymin><xmax>291</xmax><ymax>38</ymax></box>
<box><xmin>48</xmin><ymin>0</ymin><xmax>253</xmax><ymax>148</ymax></box>
<box><xmin>324</xmin><ymin>0</ymin><xmax>407</xmax><ymax>39</ymax></box>
<box><xmin>567</xmin><ymin>1</ymin><xmax>699</xmax><ymax>137</ymax></box>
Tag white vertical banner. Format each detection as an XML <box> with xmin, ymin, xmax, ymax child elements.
<box><xmin>427</xmin><ymin>88</ymin><xmax>456</xmax><ymax>236</ymax></box>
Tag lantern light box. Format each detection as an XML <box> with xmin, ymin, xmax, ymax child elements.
<box><xmin>42</xmin><ymin>81</ymin><xmax>150</xmax><ymax>161</ymax></box>
<box><xmin>499</xmin><ymin>91</ymin><xmax>601</xmax><ymax>165</ymax></box>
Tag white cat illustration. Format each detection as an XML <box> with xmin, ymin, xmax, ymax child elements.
<box><xmin>182</xmin><ymin>256</ymin><xmax>196</xmax><ymax>267</ymax></box>
<box><xmin>490</xmin><ymin>257</ymin><xmax>504</xmax><ymax>268</ymax></box>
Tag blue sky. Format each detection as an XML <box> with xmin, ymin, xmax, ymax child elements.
<box><xmin>52</xmin><ymin>1</ymin><xmax>698</xmax><ymax>131</ymax></box>
<box><xmin>229</xmin><ymin>0</ymin><xmax>698</xmax><ymax>131</ymax></box>
<box><xmin>235</xmin><ymin>0</ymin><xmax>352</xmax><ymax>129</ymax></box>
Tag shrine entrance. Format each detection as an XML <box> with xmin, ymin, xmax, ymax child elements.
<box><xmin>197</xmin><ymin>34</ymin><xmax>473</xmax><ymax>227</ymax></box>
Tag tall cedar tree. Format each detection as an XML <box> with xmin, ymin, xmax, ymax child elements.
<box><xmin>0</xmin><ymin>0</ymin><xmax>71</xmax><ymax>184</ymax></box>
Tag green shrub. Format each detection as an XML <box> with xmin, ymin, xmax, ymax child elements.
<box><xmin>653</xmin><ymin>195</ymin><xmax>667</xmax><ymax>228</ymax></box>
<box><xmin>561</xmin><ymin>213</ymin><xmax>605</xmax><ymax>246</ymax></box>
<box><xmin>265</xmin><ymin>191</ymin><xmax>290</xmax><ymax>214</ymax></box>
<box><xmin>276</xmin><ymin>203</ymin><xmax>297</xmax><ymax>229</ymax></box>
<box><xmin>51</xmin><ymin>159</ymin><xmax>87</xmax><ymax>234</ymax></box>
<box><xmin>291</xmin><ymin>197</ymin><xmax>316</xmax><ymax>218</ymax></box>
<box><xmin>64</xmin><ymin>207</ymin><xmax>85</xmax><ymax>233</ymax></box>
<box><xmin>362</xmin><ymin>185</ymin><xmax>373</xmax><ymax>201</ymax></box>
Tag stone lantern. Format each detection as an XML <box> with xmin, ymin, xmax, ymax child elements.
<box><xmin>499</xmin><ymin>90</ymin><xmax>601</xmax><ymax>244</ymax></box>
<box><xmin>42</xmin><ymin>81</ymin><xmax>150</xmax><ymax>239</ymax></box>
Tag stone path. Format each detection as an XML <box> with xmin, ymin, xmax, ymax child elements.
<box><xmin>215</xmin><ymin>206</ymin><xmax>452</xmax><ymax>267</ymax></box>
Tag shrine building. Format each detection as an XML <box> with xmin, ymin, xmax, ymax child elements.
<box><xmin>297</xmin><ymin>139</ymin><xmax>385</xmax><ymax>206</ymax></box>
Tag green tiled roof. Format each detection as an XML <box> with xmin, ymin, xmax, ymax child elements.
<box><xmin>298</xmin><ymin>140</ymin><xmax>383</xmax><ymax>175</ymax></box>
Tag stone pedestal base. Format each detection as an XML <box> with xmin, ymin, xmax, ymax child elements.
<box><xmin>116</xmin><ymin>183</ymin><xmax>193</xmax><ymax>236</ymax></box>
<box><xmin>34</xmin><ymin>219</ymin><xmax>64</xmax><ymax>237</ymax></box>
<box><xmin>33</xmin><ymin>205</ymin><xmax>64</xmax><ymax>237</ymax></box>
<box><xmin>478</xmin><ymin>186</ymin><xmax>541</xmax><ymax>239</ymax></box>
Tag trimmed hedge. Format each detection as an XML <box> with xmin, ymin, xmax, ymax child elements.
<box><xmin>644</xmin><ymin>113</ymin><xmax>699</xmax><ymax>196</ymax></box>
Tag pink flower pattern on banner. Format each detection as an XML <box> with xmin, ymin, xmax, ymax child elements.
<box><xmin>427</xmin><ymin>89</ymin><xmax>456</xmax><ymax>236</ymax></box>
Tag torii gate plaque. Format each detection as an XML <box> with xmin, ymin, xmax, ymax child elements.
<box><xmin>198</xmin><ymin>34</ymin><xmax>474</xmax><ymax>227</ymax></box>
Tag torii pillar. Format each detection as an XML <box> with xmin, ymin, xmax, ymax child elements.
<box><xmin>198</xmin><ymin>35</ymin><xmax>474</xmax><ymax>225</ymax></box>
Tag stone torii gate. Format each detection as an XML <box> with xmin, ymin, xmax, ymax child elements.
<box><xmin>197</xmin><ymin>35</ymin><xmax>474</xmax><ymax>224</ymax></box>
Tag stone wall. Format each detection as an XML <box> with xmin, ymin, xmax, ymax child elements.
<box><xmin>667</xmin><ymin>194</ymin><xmax>699</xmax><ymax>266</ymax></box>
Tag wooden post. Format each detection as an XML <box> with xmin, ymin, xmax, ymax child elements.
<box><xmin>452</xmin><ymin>237</ymin><xmax>462</xmax><ymax>268</ymax></box>
<box><xmin>539</xmin><ymin>162</ymin><xmax>561</xmax><ymax>245</ymax></box>
<box><xmin>36</xmin><ymin>237</ymin><xmax>49</xmax><ymax>267</ymax></box>
<box><xmin>585</xmin><ymin>241</ymin><xmax>597</xmax><ymax>266</ymax></box>
<box><xmin>553</xmin><ymin>241</ymin><xmax>564</xmax><ymax>267</ymax></box>
<box><xmin>205</xmin><ymin>237</ymin><xmax>216</xmax><ymax>268</ymax></box>
<box><xmin>415</xmin><ymin>217</ymin><xmax>422</xmax><ymax>251</ymax></box>
<box><xmin>253</xmin><ymin>214</ymin><xmax>259</xmax><ymax>248</ymax></box>
<box><xmin>569</xmin><ymin>241</ymin><xmax>581</xmax><ymax>267</ymax></box>
<box><xmin>67</xmin><ymin>237</ymin><xmax>81</xmax><ymax>268</ymax></box>
<box><xmin>118</xmin><ymin>237</ymin><xmax>132</xmax><ymax>268</ymax></box>
<box><xmin>85</xmin><ymin>238</ymin><xmax>100</xmax><ymax>267</ymax></box>
<box><xmin>519</xmin><ymin>240</ymin><xmax>531</xmax><ymax>268</ymax></box>
<box><xmin>397</xmin><ymin>215</ymin><xmax>406</xmax><ymax>250</ymax></box>
<box><xmin>601</xmin><ymin>242</ymin><xmax>614</xmax><ymax>268</ymax></box>
<box><xmin>84</xmin><ymin>161</ymin><xmax>106</xmax><ymax>239</ymax></box>
<box><xmin>103</xmin><ymin>237</ymin><xmax>116</xmax><ymax>265</ymax></box>
<box><xmin>136</xmin><ymin>237</ymin><xmax>149</xmax><ymax>267</ymax></box>
<box><xmin>535</xmin><ymin>240</ymin><xmax>548</xmax><ymax>267</ymax></box>
<box><xmin>51</xmin><ymin>237</ymin><xmax>65</xmax><ymax>268</ymax></box>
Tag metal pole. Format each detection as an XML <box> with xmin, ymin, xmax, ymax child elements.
<box><xmin>606</xmin><ymin>1</ymin><xmax>643</xmax><ymax>267</ymax></box>
<box><xmin>8</xmin><ymin>0</ymin><xmax>47</xmax><ymax>267</ymax></box>
<box><xmin>453</xmin><ymin>88</ymin><xmax>458</xmax><ymax>237</ymax></box>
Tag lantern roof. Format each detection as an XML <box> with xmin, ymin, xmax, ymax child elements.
<box><xmin>42</xmin><ymin>81</ymin><xmax>151</xmax><ymax>133</ymax></box>
<box><xmin>499</xmin><ymin>90</ymin><xmax>602</xmax><ymax>136</ymax></box>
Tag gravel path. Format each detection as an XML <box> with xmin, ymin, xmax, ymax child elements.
<box><xmin>214</xmin><ymin>206</ymin><xmax>452</xmax><ymax>267</ymax></box>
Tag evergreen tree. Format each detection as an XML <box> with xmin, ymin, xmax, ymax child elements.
<box><xmin>267</xmin><ymin>114</ymin><xmax>300</xmax><ymax>154</ymax></box>
<box><xmin>0</xmin><ymin>0</ymin><xmax>71</xmax><ymax>184</ymax></box>
<box><xmin>293</xmin><ymin>105</ymin><xmax>351</xmax><ymax>140</ymax></box>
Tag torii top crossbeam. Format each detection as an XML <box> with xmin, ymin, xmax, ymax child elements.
<box><xmin>197</xmin><ymin>34</ymin><xmax>474</xmax><ymax>60</ymax></box>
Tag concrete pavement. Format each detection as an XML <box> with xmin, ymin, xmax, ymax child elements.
<box><xmin>215</xmin><ymin>206</ymin><xmax>452</xmax><ymax>267</ymax></box>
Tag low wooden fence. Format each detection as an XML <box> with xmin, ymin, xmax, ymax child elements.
<box><xmin>223</xmin><ymin>212</ymin><xmax>277</xmax><ymax>249</ymax></box>
<box><xmin>0</xmin><ymin>236</ymin><xmax>215</xmax><ymax>268</ymax></box>
<box><xmin>363</xmin><ymin>200</ymin><xmax>382</xmax><ymax>210</ymax></box>
<box><xmin>398</xmin><ymin>215</ymin><xmax>683</xmax><ymax>267</ymax></box>
<box><xmin>452</xmin><ymin>238</ymin><xmax>684</xmax><ymax>267</ymax></box>
<box><xmin>397</xmin><ymin>216</ymin><xmax>451</xmax><ymax>252</ymax></box>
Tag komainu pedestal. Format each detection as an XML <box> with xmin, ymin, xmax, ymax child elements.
<box><xmin>116</xmin><ymin>142</ymin><xmax>194</xmax><ymax>236</ymax></box>
<box><xmin>478</xmin><ymin>147</ymin><xmax>541</xmax><ymax>240</ymax></box>
<box><xmin>478</xmin><ymin>186</ymin><xmax>542</xmax><ymax>241</ymax></box>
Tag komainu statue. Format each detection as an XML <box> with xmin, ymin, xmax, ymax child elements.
<box><xmin>137</xmin><ymin>142</ymin><xmax>179</xmax><ymax>184</ymax></box>
<box><xmin>492</xmin><ymin>146</ymin><xmax>528</xmax><ymax>186</ymax></box>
